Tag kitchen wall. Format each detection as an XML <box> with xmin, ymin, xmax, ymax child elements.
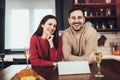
<box><xmin>98</xmin><ymin>32</ymin><xmax>120</xmax><ymax>55</ymax></box>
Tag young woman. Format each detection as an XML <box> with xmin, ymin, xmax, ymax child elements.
<box><xmin>30</xmin><ymin>15</ymin><xmax>63</xmax><ymax>67</ymax></box>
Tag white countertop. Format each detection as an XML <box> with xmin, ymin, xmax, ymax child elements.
<box><xmin>4</xmin><ymin>54</ymin><xmax>25</xmax><ymax>62</ymax></box>
<box><xmin>103</xmin><ymin>55</ymin><xmax>120</xmax><ymax>61</ymax></box>
<box><xmin>3</xmin><ymin>54</ymin><xmax>120</xmax><ymax>62</ymax></box>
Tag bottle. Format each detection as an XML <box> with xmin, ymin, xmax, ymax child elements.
<box><xmin>101</xmin><ymin>22</ymin><xmax>106</xmax><ymax>29</ymax></box>
<box><xmin>114</xmin><ymin>44</ymin><xmax>117</xmax><ymax>51</ymax></box>
<box><xmin>84</xmin><ymin>11</ymin><xmax>87</xmax><ymax>16</ymax></box>
<box><xmin>106</xmin><ymin>8</ymin><xmax>111</xmax><ymax>16</ymax></box>
<box><xmin>100</xmin><ymin>8</ymin><xmax>104</xmax><ymax>16</ymax></box>
<box><xmin>96</xmin><ymin>23</ymin><xmax>99</xmax><ymax>29</ymax></box>
<box><xmin>84</xmin><ymin>9</ymin><xmax>88</xmax><ymax>17</ymax></box>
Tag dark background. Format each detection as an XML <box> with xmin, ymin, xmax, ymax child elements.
<box><xmin>0</xmin><ymin>0</ymin><xmax>5</xmax><ymax>53</ymax></box>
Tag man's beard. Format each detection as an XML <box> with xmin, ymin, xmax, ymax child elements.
<box><xmin>73</xmin><ymin>22</ymin><xmax>81</xmax><ymax>25</ymax></box>
<box><xmin>72</xmin><ymin>22</ymin><xmax>83</xmax><ymax>31</ymax></box>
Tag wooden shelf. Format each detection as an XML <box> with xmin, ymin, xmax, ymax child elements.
<box><xmin>73</xmin><ymin>3</ymin><xmax>116</xmax><ymax>6</ymax></box>
<box><xmin>85</xmin><ymin>16</ymin><xmax>116</xmax><ymax>19</ymax></box>
<box><xmin>96</xmin><ymin>28</ymin><xmax>119</xmax><ymax>32</ymax></box>
<box><xmin>73</xmin><ymin>0</ymin><xmax>120</xmax><ymax>32</ymax></box>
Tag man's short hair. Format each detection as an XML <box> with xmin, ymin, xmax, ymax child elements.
<box><xmin>68</xmin><ymin>7</ymin><xmax>84</xmax><ymax>17</ymax></box>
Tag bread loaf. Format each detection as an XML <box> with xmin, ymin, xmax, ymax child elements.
<box><xmin>11</xmin><ymin>68</ymin><xmax>45</xmax><ymax>80</ymax></box>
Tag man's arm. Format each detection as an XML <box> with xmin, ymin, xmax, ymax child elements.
<box><xmin>62</xmin><ymin>29</ymin><xmax>97</xmax><ymax>64</ymax></box>
<box><xmin>84</xmin><ymin>28</ymin><xmax>98</xmax><ymax>63</ymax></box>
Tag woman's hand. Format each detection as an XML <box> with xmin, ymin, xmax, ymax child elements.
<box><xmin>53</xmin><ymin>62</ymin><xmax>58</xmax><ymax>67</ymax></box>
<box><xmin>47</xmin><ymin>35</ymin><xmax>54</xmax><ymax>48</ymax></box>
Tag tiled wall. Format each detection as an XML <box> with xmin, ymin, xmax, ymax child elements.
<box><xmin>97</xmin><ymin>32</ymin><xmax>120</xmax><ymax>55</ymax></box>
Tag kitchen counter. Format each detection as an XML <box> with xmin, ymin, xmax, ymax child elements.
<box><xmin>3</xmin><ymin>54</ymin><xmax>120</xmax><ymax>62</ymax></box>
<box><xmin>103</xmin><ymin>55</ymin><xmax>120</xmax><ymax>61</ymax></box>
<box><xmin>4</xmin><ymin>54</ymin><xmax>25</xmax><ymax>62</ymax></box>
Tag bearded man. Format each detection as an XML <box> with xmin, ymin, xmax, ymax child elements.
<box><xmin>62</xmin><ymin>7</ymin><xmax>97</xmax><ymax>64</ymax></box>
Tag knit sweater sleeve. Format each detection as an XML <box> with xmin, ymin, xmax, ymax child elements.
<box><xmin>62</xmin><ymin>30</ymin><xmax>73</xmax><ymax>61</ymax></box>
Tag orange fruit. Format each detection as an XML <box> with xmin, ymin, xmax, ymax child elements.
<box><xmin>114</xmin><ymin>50</ymin><xmax>120</xmax><ymax>55</ymax></box>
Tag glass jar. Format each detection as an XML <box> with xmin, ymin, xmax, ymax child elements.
<box><xmin>74</xmin><ymin>0</ymin><xmax>78</xmax><ymax>4</ymax></box>
<box><xmin>105</xmin><ymin>0</ymin><xmax>111</xmax><ymax>3</ymax></box>
<box><xmin>106</xmin><ymin>8</ymin><xmax>111</xmax><ymax>16</ymax></box>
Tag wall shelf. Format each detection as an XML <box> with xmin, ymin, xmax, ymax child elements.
<box><xmin>73</xmin><ymin>0</ymin><xmax>120</xmax><ymax>32</ymax></box>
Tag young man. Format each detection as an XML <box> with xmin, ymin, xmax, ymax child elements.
<box><xmin>62</xmin><ymin>7</ymin><xmax>97</xmax><ymax>64</ymax></box>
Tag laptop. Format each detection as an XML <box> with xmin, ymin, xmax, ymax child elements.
<box><xmin>58</xmin><ymin>61</ymin><xmax>90</xmax><ymax>75</ymax></box>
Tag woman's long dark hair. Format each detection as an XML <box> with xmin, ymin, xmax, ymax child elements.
<box><xmin>33</xmin><ymin>15</ymin><xmax>59</xmax><ymax>48</ymax></box>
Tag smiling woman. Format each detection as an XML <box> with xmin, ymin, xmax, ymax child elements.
<box><xmin>5</xmin><ymin>0</ymin><xmax>55</xmax><ymax>51</ymax></box>
<box><xmin>29</xmin><ymin>15</ymin><xmax>63</xmax><ymax>67</ymax></box>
